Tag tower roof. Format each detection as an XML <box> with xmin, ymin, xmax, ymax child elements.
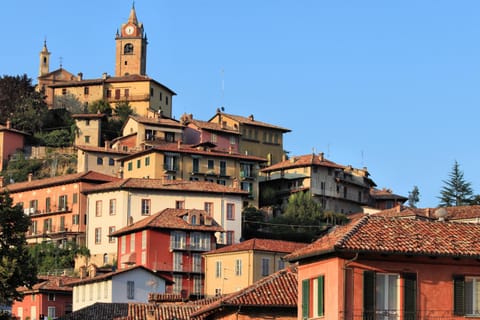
<box><xmin>40</xmin><ymin>40</ymin><xmax>49</xmax><ymax>54</ymax></box>
<box><xmin>128</xmin><ymin>4</ymin><xmax>138</xmax><ymax>25</ymax></box>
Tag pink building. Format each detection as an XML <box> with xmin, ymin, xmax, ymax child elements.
<box><xmin>286</xmin><ymin>214</ymin><xmax>480</xmax><ymax>320</ymax></box>
<box><xmin>0</xmin><ymin>121</ymin><xmax>28</xmax><ymax>170</ymax></box>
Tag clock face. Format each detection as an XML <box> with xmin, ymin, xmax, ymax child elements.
<box><xmin>125</xmin><ymin>25</ymin><xmax>135</xmax><ymax>35</ymax></box>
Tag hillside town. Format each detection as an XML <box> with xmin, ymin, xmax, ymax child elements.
<box><xmin>2</xmin><ymin>5</ymin><xmax>480</xmax><ymax>320</ymax></box>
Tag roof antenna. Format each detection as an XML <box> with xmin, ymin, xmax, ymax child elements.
<box><xmin>221</xmin><ymin>68</ymin><xmax>225</xmax><ymax>111</ymax></box>
<box><xmin>59</xmin><ymin>56</ymin><xmax>63</xmax><ymax>69</ymax></box>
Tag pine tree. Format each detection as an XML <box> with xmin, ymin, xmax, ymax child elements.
<box><xmin>408</xmin><ymin>186</ymin><xmax>420</xmax><ymax>208</ymax></box>
<box><xmin>438</xmin><ymin>161</ymin><xmax>473</xmax><ymax>207</ymax></box>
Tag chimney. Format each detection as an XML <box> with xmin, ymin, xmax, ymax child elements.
<box><xmin>79</xmin><ymin>266</ymin><xmax>87</xmax><ymax>279</ymax></box>
<box><xmin>319</xmin><ymin>152</ymin><xmax>324</xmax><ymax>161</ymax></box>
<box><xmin>229</xmin><ymin>145</ymin><xmax>233</xmax><ymax>154</ymax></box>
<box><xmin>89</xmin><ymin>264</ymin><xmax>97</xmax><ymax>278</ymax></box>
<box><xmin>102</xmin><ymin>72</ymin><xmax>108</xmax><ymax>80</ymax></box>
<box><xmin>232</xmin><ymin>178</ymin><xmax>239</xmax><ymax>189</ymax></box>
<box><xmin>248</xmin><ymin>114</ymin><xmax>254</xmax><ymax>121</ymax></box>
<box><xmin>56</xmin><ymin>278</ymin><xmax>63</xmax><ymax>287</ymax></box>
<box><xmin>6</xmin><ymin>120</ymin><xmax>11</xmax><ymax>129</ymax></box>
<box><xmin>104</xmin><ymin>140</ymin><xmax>110</xmax><ymax>150</ymax></box>
<box><xmin>177</xmin><ymin>140</ymin><xmax>181</xmax><ymax>150</ymax></box>
<box><xmin>77</xmin><ymin>72</ymin><xmax>83</xmax><ymax>81</ymax></box>
<box><xmin>28</xmin><ymin>173</ymin><xmax>33</xmax><ymax>182</ymax></box>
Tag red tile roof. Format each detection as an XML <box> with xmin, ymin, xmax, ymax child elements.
<box><xmin>129</xmin><ymin>115</ymin><xmax>184</xmax><ymax>129</ymax></box>
<box><xmin>112</xmin><ymin>208</ymin><xmax>224</xmax><ymax>237</ymax></box>
<box><xmin>83</xmin><ymin>178</ymin><xmax>248</xmax><ymax>196</ymax></box>
<box><xmin>286</xmin><ymin>214</ymin><xmax>480</xmax><ymax>262</ymax></box>
<box><xmin>2</xmin><ymin>171</ymin><xmax>120</xmax><ymax>193</ymax></box>
<box><xmin>210</xmin><ymin>112</ymin><xmax>291</xmax><ymax>132</ymax></box>
<box><xmin>261</xmin><ymin>153</ymin><xmax>345</xmax><ymax>173</ymax></box>
<box><xmin>123</xmin><ymin>303</ymin><xmax>201</xmax><ymax>320</ymax></box>
<box><xmin>370</xmin><ymin>188</ymin><xmax>407</xmax><ymax>201</ymax></box>
<box><xmin>186</xmin><ymin>118</ymin><xmax>241</xmax><ymax>135</ymax></box>
<box><xmin>17</xmin><ymin>275</ymin><xmax>79</xmax><ymax>294</ymax></box>
<box><xmin>204</xmin><ymin>238</ymin><xmax>307</xmax><ymax>255</ymax></box>
<box><xmin>71</xmin><ymin>113</ymin><xmax>107</xmax><ymax>119</ymax></box>
<box><xmin>191</xmin><ymin>266</ymin><xmax>298</xmax><ymax>319</ymax></box>
<box><xmin>75</xmin><ymin>145</ymin><xmax>131</xmax><ymax>155</ymax></box>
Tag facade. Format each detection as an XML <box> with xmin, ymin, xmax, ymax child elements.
<box><xmin>369</xmin><ymin>187</ymin><xmax>408</xmax><ymax>210</ymax></box>
<box><xmin>70</xmin><ymin>265</ymin><xmax>167</xmax><ymax>312</ymax></box>
<box><xmin>260</xmin><ymin>152</ymin><xmax>376</xmax><ymax>214</ymax></box>
<box><xmin>12</xmin><ymin>275</ymin><xmax>78</xmax><ymax>320</ymax></box>
<box><xmin>1</xmin><ymin>171</ymin><xmax>119</xmax><ymax>246</ymax></box>
<box><xmin>112</xmin><ymin>208</ymin><xmax>223</xmax><ymax>298</ymax></box>
<box><xmin>72</xmin><ymin>113</ymin><xmax>106</xmax><ymax>148</ymax></box>
<box><xmin>76</xmin><ymin>145</ymin><xmax>128</xmax><ymax>176</ymax></box>
<box><xmin>203</xmin><ymin>238</ymin><xmax>306</xmax><ymax>296</ymax></box>
<box><xmin>119</xmin><ymin>143</ymin><xmax>266</xmax><ymax>207</ymax></box>
<box><xmin>285</xmin><ymin>214</ymin><xmax>480</xmax><ymax>320</ymax></box>
<box><xmin>37</xmin><ymin>6</ymin><xmax>175</xmax><ymax>117</ymax></box>
<box><xmin>208</xmin><ymin>110</ymin><xmax>291</xmax><ymax>165</ymax></box>
<box><xmin>83</xmin><ymin>178</ymin><xmax>246</xmax><ymax>266</ymax></box>
<box><xmin>0</xmin><ymin>121</ymin><xmax>28</xmax><ymax>170</ymax></box>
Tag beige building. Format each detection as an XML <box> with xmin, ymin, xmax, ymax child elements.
<box><xmin>76</xmin><ymin>145</ymin><xmax>128</xmax><ymax>176</ymax></box>
<box><xmin>37</xmin><ymin>6</ymin><xmax>175</xmax><ymax>117</ymax></box>
<box><xmin>208</xmin><ymin>110</ymin><xmax>291</xmax><ymax>166</ymax></box>
<box><xmin>83</xmin><ymin>179</ymin><xmax>247</xmax><ymax>267</ymax></box>
<box><xmin>72</xmin><ymin>113</ymin><xmax>106</xmax><ymax>148</ymax></box>
<box><xmin>203</xmin><ymin>238</ymin><xmax>306</xmax><ymax>296</ymax></box>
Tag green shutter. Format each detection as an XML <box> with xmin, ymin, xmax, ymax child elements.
<box><xmin>363</xmin><ymin>271</ymin><xmax>375</xmax><ymax>320</ymax></box>
<box><xmin>317</xmin><ymin>276</ymin><xmax>324</xmax><ymax>316</ymax></box>
<box><xmin>403</xmin><ymin>273</ymin><xmax>417</xmax><ymax>320</ymax></box>
<box><xmin>453</xmin><ymin>275</ymin><xmax>465</xmax><ymax>316</ymax></box>
<box><xmin>302</xmin><ymin>279</ymin><xmax>310</xmax><ymax>319</ymax></box>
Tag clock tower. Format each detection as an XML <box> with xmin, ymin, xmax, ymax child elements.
<box><xmin>115</xmin><ymin>4</ymin><xmax>147</xmax><ymax>76</ymax></box>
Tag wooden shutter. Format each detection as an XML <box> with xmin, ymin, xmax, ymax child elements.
<box><xmin>363</xmin><ymin>271</ymin><xmax>375</xmax><ymax>320</ymax></box>
<box><xmin>317</xmin><ymin>276</ymin><xmax>325</xmax><ymax>316</ymax></box>
<box><xmin>302</xmin><ymin>279</ymin><xmax>310</xmax><ymax>319</ymax></box>
<box><xmin>403</xmin><ymin>273</ymin><xmax>417</xmax><ymax>320</ymax></box>
<box><xmin>453</xmin><ymin>275</ymin><xmax>465</xmax><ymax>316</ymax></box>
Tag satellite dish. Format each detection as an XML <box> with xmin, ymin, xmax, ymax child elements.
<box><xmin>434</xmin><ymin>207</ymin><xmax>448</xmax><ymax>221</ymax></box>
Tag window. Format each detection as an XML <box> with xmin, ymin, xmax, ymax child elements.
<box><xmin>109</xmin><ymin>199</ymin><xmax>116</xmax><ymax>215</ymax></box>
<box><xmin>215</xmin><ymin>261</ymin><xmax>222</xmax><ymax>278</ymax></box>
<box><xmin>192</xmin><ymin>158</ymin><xmax>199</xmax><ymax>173</ymax></box>
<box><xmin>145</xmin><ymin>156</ymin><xmax>150</xmax><ymax>166</ymax></box>
<box><xmin>124</xmin><ymin>89</ymin><xmax>129</xmax><ymax>97</ymax></box>
<box><xmin>173</xmin><ymin>275</ymin><xmax>182</xmax><ymax>294</ymax></box>
<box><xmin>107</xmin><ymin>89</ymin><xmax>112</xmax><ymax>98</ymax></box>
<box><xmin>43</xmin><ymin>218</ymin><xmax>52</xmax><ymax>232</ymax></box>
<box><xmin>261</xmin><ymin>258</ymin><xmax>270</xmax><ymax>276</ymax></box>
<box><xmin>47</xmin><ymin>306</ymin><xmax>56</xmax><ymax>319</ymax></box>
<box><xmin>302</xmin><ymin>276</ymin><xmax>325</xmax><ymax>319</ymax></box>
<box><xmin>226</xmin><ymin>203</ymin><xmax>235</xmax><ymax>220</ymax></box>
<box><xmin>127</xmin><ymin>281</ymin><xmax>135</xmax><ymax>299</ymax></box>
<box><xmin>193</xmin><ymin>275</ymin><xmax>202</xmax><ymax>295</ymax></box>
<box><xmin>95</xmin><ymin>200</ymin><xmax>102</xmax><ymax>217</ymax></box>
<box><xmin>454</xmin><ymin>276</ymin><xmax>480</xmax><ymax>316</ymax></box>
<box><xmin>240</xmin><ymin>163</ymin><xmax>254</xmax><ymax>178</ymax></box>
<box><xmin>165</xmin><ymin>132</ymin><xmax>175</xmax><ymax>142</ymax></box>
<box><xmin>226</xmin><ymin>231</ymin><xmax>234</xmax><ymax>245</ymax></box>
<box><xmin>60</xmin><ymin>216</ymin><xmax>65</xmax><ymax>231</ymax></box>
<box><xmin>173</xmin><ymin>252</ymin><xmax>182</xmax><ymax>271</ymax></box>
<box><xmin>48</xmin><ymin>293</ymin><xmax>55</xmax><ymax>301</ymax></box>
<box><xmin>219</xmin><ymin>160</ymin><xmax>226</xmax><ymax>176</ymax></box>
<box><xmin>171</xmin><ymin>231</ymin><xmax>186</xmax><ymax>249</ymax></box>
<box><xmin>235</xmin><ymin>259</ymin><xmax>242</xmax><ymax>276</ymax></box>
<box><xmin>278</xmin><ymin>259</ymin><xmax>286</xmax><ymax>270</ymax></box>
<box><xmin>59</xmin><ymin>195</ymin><xmax>68</xmax><ymax>211</ymax></box>
<box><xmin>363</xmin><ymin>272</ymin><xmax>409</xmax><ymax>320</ymax></box>
<box><xmin>192</xmin><ymin>253</ymin><xmax>201</xmax><ymax>272</ymax></box>
<box><xmin>230</xmin><ymin>136</ymin><xmax>236</xmax><ymax>145</ymax></box>
<box><xmin>115</xmin><ymin>89</ymin><xmax>121</xmax><ymax>99</ymax></box>
<box><xmin>108</xmin><ymin>226</ymin><xmax>116</xmax><ymax>243</ymax></box>
<box><xmin>141</xmin><ymin>199</ymin><xmax>151</xmax><ymax>215</ymax></box>
<box><xmin>204</xmin><ymin>202</ymin><xmax>213</xmax><ymax>216</ymax></box>
<box><xmin>62</xmin><ymin>88</ymin><xmax>67</xmax><ymax>95</ymax></box>
<box><xmin>95</xmin><ymin>227</ymin><xmax>102</xmax><ymax>244</ymax></box>
<box><xmin>215</xmin><ymin>288</ymin><xmax>222</xmax><ymax>296</ymax></box>
<box><xmin>159</xmin><ymin>91</ymin><xmax>163</xmax><ymax>101</ymax></box>
<box><xmin>121</xmin><ymin>236</ymin><xmax>126</xmax><ymax>254</ymax></box>
<box><xmin>175</xmin><ymin>201</ymin><xmax>185</xmax><ymax>209</ymax></box>
<box><xmin>124</xmin><ymin>43</ymin><xmax>134</xmax><ymax>54</ymax></box>
<box><xmin>73</xmin><ymin>193</ymin><xmax>78</xmax><ymax>204</ymax></box>
<box><xmin>166</xmin><ymin>96</ymin><xmax>169</xmax><ymax>105</ymax></box>
<box><xmin>207</xmin><ymin>159</ymin><xmax>214</xmax><ymax>170</ymax></box>
<box><xmin>84</xmin><ymin>87</ymin><xmax>89</xmax><ymax>95</ymax></box>
<box><xmin>130</xmin><ymin>234</ymin><xmax>135</xmax><ymax>252</ymax></box>
<box><xmin>102</xmin><ymin>255</ymin><xmax>108</xmax><ymax>267</ymax></box>
<box><xmin>85</xmin><ymin>136</ymin><xmax>90</xmax><ymax>143</ymax></box>
<box><xmin>210</xmin><ymin>133</ymin><xmax>217</xmax><ymax>143</ymax></box>
<box><xmin>45</xmin><ymin>197</ymin><xmax>51</xmax><ymax>212</ymax></box>
<box><xmin>109</xmin><ymin>158</ymin><xmax>115</xmax><ymax>166</ymax></box>
<box><xmin>72</xmin><ymin>214</ymin><xmax>79</xmax><ymax>225</ymax></box>
<box><xmin>137</xmin><ymin>159</ymin><xmax>141</xmax><ymax>169</ymax></box>
<box><xmin>150</xmin><ymin>87</ymin><xmax>154</xmax><ymax>97</ymax></box>
<box><xmin>142</xmin><ymin>230</ymin><xmax>147</xmax><ymax>249</ymax></box>
<box><xmin>128</xmin><ymin>162</ymin><xmax>133</xmax><ymax>171</ymax></box>
<box><xmin>164</xmin><ymin>155</ymin><xmax>178</xmax><ymax>171</ymax></box>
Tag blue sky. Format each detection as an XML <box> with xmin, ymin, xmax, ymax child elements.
<box><xmin>3</xmin><ymin>1</ymin><xmax>480</xmax><ymax>208</ymax></box>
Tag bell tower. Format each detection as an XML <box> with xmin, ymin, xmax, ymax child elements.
<box><xmin>115</xmin><ymin>4</ymin><xmax>148</xmax><ymax>76</ymax></box>
<box><xmin>39</xmin><ymin>40</ymin><xmax>50</xmax><ymax>77</ymax></box>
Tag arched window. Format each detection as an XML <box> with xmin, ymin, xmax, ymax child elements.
<box><xmin>124</xmin><ymin>43</ymin><xmax>134</xmax><ymax>54</ymax></box>
<box><xmin>103</xmin><ymin>253</ymin><xmax>108</xmax><ymax>265</ymax></box>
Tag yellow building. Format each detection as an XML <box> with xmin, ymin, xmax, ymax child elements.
<box><xmin>203</xmin><ymin>238</ymin><xmax>306</xmax><ymax>296</ymax></box>
<box><xmin>119</xmin><ymin>142</ymin><xmax>266</xmax><ymax>207</ymax></box>
<box><xmin>208</xmin><ymin>110</ymin><xmax>291</xmax><ymax>165</ymax></box>
<box><xmin>37</xmin><ymin>5</ymin><xmax>175</xmax><ymax>117</ymax></box>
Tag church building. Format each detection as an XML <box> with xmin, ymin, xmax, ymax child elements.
<box><xmin>37</xmin><ymin>5</ymin><xmax>175</xmax><ymax>118</ymax></box>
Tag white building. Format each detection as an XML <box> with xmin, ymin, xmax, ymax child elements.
<box><xmin>83</xmin><ymin>178</ymin><xmax>246</xmax><ymax>267</ymax></box>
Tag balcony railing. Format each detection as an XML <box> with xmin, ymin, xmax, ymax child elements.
<box><xmin>106</xmin><ymin>94</ymin><xmax>150</xmax><ymax>103</ymax></box>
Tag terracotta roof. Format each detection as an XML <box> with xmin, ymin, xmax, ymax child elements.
<box><xmin>118</xmin><ymin>142</ymin><xmax>267</xmax><ymax>162</ymax></box>
<box><xmin>210</xmin><ymin>112</ymin><xmax>291</xmax><ymax>132</ymax></box>
<box><xmin>370</xmin><ymin>188</ymin><xmax>407</xmax><ymax>201</ymax></box>
<box><xmin>0</xmin><ymin>124</ymin><xmax>29</xmax><ymax>136</ymax></box>
<box><xmin>75</xmin><ymin>145</ymin><xmax>131</xmax><ymax>155</ymax></box>
<box><xmin>373</xmin><ymin>205</ymin><xmax>431</xmax><ymax>219</ymax></box>
<box><xmin>129</xmin><ymin>115</ymin><xmax>184</xmax><ymax>129</ymax></box>
<box><xmin>111</xmin><ymin>208</ymin><xmax>224</xmax><ymax>237</ymax></box>
<box><xmin>434</xmin><ymin>205</ymin><xmax>480</xmax><ymax>221</ymax></box>
<box><xmin>2</xmin><ymin>171</ymin><xmax>120</xmax><ymax>193</ymax></box>
<box><xmin>191</xmin><ymin>266</ymin><xmax>298</xmax><ymax>319</ymax></box>
<box><xmin>71</xmin><ymin>113</ymin><xmax>107</xmax><ymax>119</ymax></box>
<box><xmin>58</xmin><ymin>303</ymin><xmax>128</xmax><ymax>320</ymax></box>
<box><xmin>67</xmin><ymin>265</ymin><xmax>170</xmax><ymax>286</ymax></box>
<box><xmin>261</xmin><ymin>153</ymin><xmax>345</xmax><ymax>172</ymax></box>
<box><xmin>204</xmin><ymin>238</ymin><xmax>307</xmax><ymax>255</ymax></box>
<box><xmin>186</xmin><ymin>118</ymin><xmax>241</xmax><ymax>135</ymax></box>
<box><xmin>122</xmin><ymin>303</ymin><xmax>201</xmax><ymax>320</ymax></box>
<box><xmin>17</xmin><ymin>275</ymin><xmax>79</xmax><ymax>294</ymax></box>
<box><xmin>83</xmin><ymin>178</ymin><xmax>248</xmax><ymax>196</ymax></box>
<box><xmin>286</xmin><ymin>214</ymin><xmax>480</xmax><ymax>262</ymax></box>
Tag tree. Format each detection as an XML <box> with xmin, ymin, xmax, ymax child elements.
<box><xmin>29</xmin><ymin>241</ymin><xmax>90</xmax><ymax>274</ymax></box>
<box><xmin>0</xmin><ymin>74</ymin><xmax>48</xmax><ymax>134</ymax></box>
<box><xmin>52</xmin><ymin>92</ymin><xmax>84</xmax><ymax>114</ymax></box>
<box><xmin>114</xmin><ymin>100</ymin><xmax>135</xmax><ymax>123</ymax></box>
<box><xmin>438</xmin><ymin>161</ymin><xmax>474</xmax><ymax>207</ymax></box>
<box><xmin>408</xmin><ymin>185</ymin><xmax>420</xmax><ymax>208</ymax></box>
<box><xmin>88</xmin><ymin>99</ymin><xmax>112</xmax><ymax>116</ymax></box>
<box><xmin>0</xmin><ymin>192</ymin><xmax>37</xmax><ymax>303</ymax></box>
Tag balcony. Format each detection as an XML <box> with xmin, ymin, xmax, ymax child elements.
<box><xmin>106</xmin><ymin>94</ymin><xmax>150</xmax><ymax>103</ymax></box>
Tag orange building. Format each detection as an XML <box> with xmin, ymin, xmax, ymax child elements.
<box><xmin>2</xmin><ymin>171</ymin><xmax>119</xmax><ymax>246</ymax></box>
<box><xmin>286</xmin><ymin>213</ymin><xmax>480</xmax><ymax>320</ymax></box>
<box><xmin>0</xmin><ymin>121</ymin><xmax>28</xmax><ymax>170</ymax></box>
